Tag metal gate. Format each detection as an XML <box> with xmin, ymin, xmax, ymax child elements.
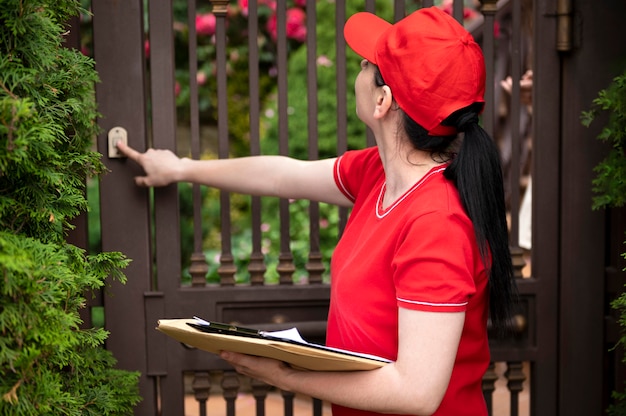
<box><xmin>72</xmin><ymin>0</ymin><xmax>626</xmax><ymax>414</ymax></box>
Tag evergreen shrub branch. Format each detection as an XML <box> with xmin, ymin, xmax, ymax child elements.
<box><xmin>581</xmin><ymin>70</ymin><xmax>626</xmax><ymax>210</ymax></box>
<box><xmin>0</xmin><ymin>0</ymin><xmax>141</xmax><ymax>413</ymax></box>
<box><xmin>581</xmin><ymin>68</ymin><xmax>626</xmax><ymax>415</ymax></box>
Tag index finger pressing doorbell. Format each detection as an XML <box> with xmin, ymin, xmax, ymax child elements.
<box><xmin>107</xmin><ymin>126</ymin><xmax>128</xmax><ymax>158</ymax></box>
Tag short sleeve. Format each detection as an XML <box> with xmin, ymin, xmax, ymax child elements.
<box><xmin>393</xmin><ymin>211</ymin><xmax>479</xmax><ymax>312</ymax></box>
<box><xmin>333</xmin><ymin>147</ymin><xmax>382</xmax><ymax>203</ymax></box>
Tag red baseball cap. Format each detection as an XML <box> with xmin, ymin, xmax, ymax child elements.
<box><xmin>344</xmin><ymin>6</ymin><xmax>486</xmax><ymax>136</ymax></box>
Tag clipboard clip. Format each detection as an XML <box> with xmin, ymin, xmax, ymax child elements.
<box><xmin>188</xmin><ymin>317</ymin><xmax>265</xmax><ymax>339</ymax></box>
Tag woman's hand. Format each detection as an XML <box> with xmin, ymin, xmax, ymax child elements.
<box><xmin>218</xmin><ymin>309</ymin><xmax>464</xmax><ymax>415</ymax></box>
<box><xmin>219</xmin><ymin>351</ymin><xmax>296</xmax><ymax>391</ymax></box>
<box><xmin>116</xmin><ymin>141</ymin><xmax>186</xmax><ymax>187</ymax></box>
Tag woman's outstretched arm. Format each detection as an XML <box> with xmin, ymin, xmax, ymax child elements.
<box><xmin>116</xmin><ymin>141</ymin><xmax>352</xmax><ymax>207</ymax></box>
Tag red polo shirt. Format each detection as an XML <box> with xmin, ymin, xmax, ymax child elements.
<box><xmin>327</xmin><ymin>147</ymin><xmax>489</xmax><ymax>416</ymax></box>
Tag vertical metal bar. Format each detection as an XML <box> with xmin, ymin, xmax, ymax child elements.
<box><xmin>276</xmin><ymin>0</ymin><xmax>295</xmax><ymax>284</ymax></box>
<box><xmin>282</xmin><ymin>390</ymin><xmax>295</xmax><ymax>416</ymax></box>
<box><xmin>221</xmin><ymin>371</ymin><xmax>240</xmax><ymax>416</ymax></box>
<box><xmin>479</xmin><ymin>0</ymin><xmax>498</xmax><ymax>137</ymax></box>
<box><xmin>335</xmin><ymin>0</ymin><xmax>349</xmax><ymax>235</ymax></box>
<box><xmin>529</xmin><ymin>0</ymin><xmax>560</xmax><ymax>413</ymax></box>
<box><xmin>335</xmin><ymin>0</ymin><xmax>347</xmax><ymax>158</ymax></box>
<box><xmin>482</xmin><ymin>362</ymin><xmax>498</xmax><ymax>415</ymax></box>
<box><xmin>505</xmin><ymin>361</ymin><xmax>526</xmax><ymax>416</ymax></box>
<box><xmin>150</xmin><ymin>1</ymin><xmax>198</xmax><ymax>409</ymax></box>
<box><xmin>149</xmin><ymin>3</ymin><xmax>183</xmax><ymax>410</ymax></box>
<box><xmin>251</xmin><ymin>379</ymin><xmax>270</xmax><ymax>416</ymax></box>
<box><xmin>246</xmin><ymin>0</ymin><xmax>267</xmax><ymax>286</ymax></box>
<box><xmin>149</xmin><ymin>0</ymin><xmax>180</xmax><ymax>292</ymax></box>
<box><xmin>508</xmin><ymin>0</ymin><xmax>522</xmax><ymax>248</ymax></box>
<box><xmin>364</xmin><ymin>0</ymin><xmax>376</xmax><ymax>147</ymax></box>
<box><xmin>506</xmin><ymin>0</ymin><xmax>529</xmax><ymax>283</ymax></box>
<box><xmin>188</xmin><ymin>0</ymin><xmax>210</xmax><ymax>287</ymax></box>
<box><xmin>306</xmin><ymin>0</ymin><xmax>324</xmax><ymax>284</ymax></box>
<box><xmin>393</xmin><ymin>0</ymin><xmax>405</xmax><ymax>22</ymax></box>
<box><xmin>313</xmin><ymin>398</ymin><xmax>323</xmax><ymax>416</ymax></box>
<box><xmin>148</xmin><ymin>0</ymin><xmax>176</xmax><ymax>149</ymax></box>
<box><xmin>453</xmin><ymin>0</ymin><xmax>465</xmax><ymax>23</ymax></box>
<box><xmin>422</xmin><ymin>0</ymin><xmax>435</xmax><ymax>8</ymax></box>
<box><xmin>192</xmin><ymin>371</ymin><xmax>211</xmax><ymax>416</ymax></box>
<box><xmin>211</xmin><ymin>0</ymin><xmax>237</xmax><ymax>285</ymax></box>
<box><xmin>91</xmin><ymin>0</ymin><xmax>156</xmax><ymax>412</ymax></box>
<box><xmin>144</xmin><ymin>292</ymin><xmax>168</xmax><ymax>411</ymax></box>
<box><xmin>187</xmin><ymin>0</ymin><xmax>199</xmax><ymax>223</ymax></box>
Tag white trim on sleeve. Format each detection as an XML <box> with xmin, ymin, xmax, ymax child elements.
<box><xmin>397</xmin><ymin>297</ymin><xmax>468</xmax><ymax>308</ymax></box>
<box><xmin>334</xmin><ymin>155</ymin><xmax>355</xmax><ymax>202</ymax></box>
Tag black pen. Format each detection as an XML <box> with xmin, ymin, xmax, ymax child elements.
<box><xmin>190</xmin><ymin>317</ymin><xmax>264</xmax><ymax>337</ymax></box>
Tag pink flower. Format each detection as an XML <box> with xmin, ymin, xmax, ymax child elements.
<box><xmin>263</xmin><ymin>0</ymin><xmax>277</xmax><ymax>11</ymax></box>
<box><xmin>293</xmin><ymin>0</ymin><xmax>307</xmax><ymax>7</ymax></box>
<box><xmin>266</xmin><ymin>16</ymin><xmax>277</xmax><ymax>39</ymax></box>
<box><xmin>286</xmin><ymin>8</ymin><xmax>306</xmax><ymax>42</ymax></box>
<box><xmin>195</xmin><ymin>13</ymin><xmax>216</xmax><ymax>36</ymax></box>
<box><xmin>266</xmin><ymin>8</ymin><xmax>307</xmax><ymax>42</ymax></box>
<box><xmin>238</xmin><ymin>0</ymin><xmax>249</xmax><ymax>16</ymax></box>
<box><xmin>316</xmin><ymin>55</ymin><xmax>333</xmax><ymax>67</ymax></box>
<box><xmin>144</xmin><ymin>39</ymin><xmax>150</xmax><ymax>58</ymax></box>
<box><xmin>175</xmin><ymin>81</ymin><xmax>181</xmax><ymax>97</ymax></box>
<box><xmin>262</xmin><ymin>238</ymin><xmax>271</xmax><ymax>254</ymax></box>
<box><xmin>196</xmin><ymin>71</ymin><xmax>207</xmax><ymax>85</ymax></box>
<box><xmin>239</xmin><ymin>0</ymin><xmax>276</xmax><ymax>16</ymax></box>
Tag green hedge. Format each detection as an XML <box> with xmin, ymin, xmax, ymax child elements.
<box><xmin>0</xmin><ymin>1</ymin><xmax>141</xmax><ymax>414</ymax></box>
<box><xmin>582</xmin><ymin>68</ymin><xmax>626</xmax><ymax>416</ymax></box>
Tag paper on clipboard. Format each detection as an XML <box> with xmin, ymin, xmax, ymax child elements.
<box><xmin>156</xmin><ymin>318</ymin><xmax>391</xmax><ymax>372</ymax></box>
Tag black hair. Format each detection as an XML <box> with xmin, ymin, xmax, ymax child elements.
<box><xmin>442</xmin><ymin>104</ymin><xmax>518</xmax><ymax>335</ymax></box>
<box><xmin>374</xmin><ymin>68</ymin><xmax>518</xmax><ymax>335</ymax></box>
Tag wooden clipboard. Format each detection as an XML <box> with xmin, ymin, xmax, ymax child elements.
<box><xmin>157</xmin><ymin>319</ymin><xmax>390</xmax><ymax>372</ymax></box>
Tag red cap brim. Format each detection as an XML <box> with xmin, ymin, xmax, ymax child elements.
<box><xmin>344</xmin><ymin>12</ymin><xmax>392</xmax><ymax>65</ymax></box>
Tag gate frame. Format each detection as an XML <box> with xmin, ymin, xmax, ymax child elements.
<box><xmin>82</xmin><ymin>0</ymin><xmax>626</xmax><ymax>414</ymax></box>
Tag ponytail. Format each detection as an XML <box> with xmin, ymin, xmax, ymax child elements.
<box><xmin>443</xmin><ymin>104</ymin><xmax>518</xmax><ymax>335</ymax></box>
<box><xmin>374</xmin><ymin>66</ymin><xmax>517</xmax><ymax>333</ymax></box>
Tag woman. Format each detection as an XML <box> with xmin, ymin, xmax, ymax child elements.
<box><xmin>118</xmin><ymin>6</ymin><xmax>516</xmax><ymax>416</ymax></box>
